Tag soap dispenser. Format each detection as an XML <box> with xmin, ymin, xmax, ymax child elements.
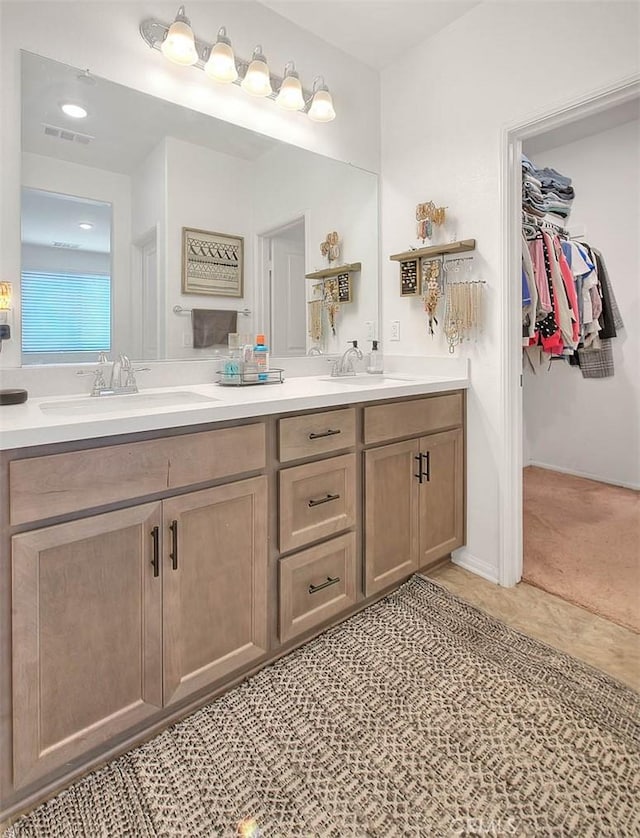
<box><xmin>367</xmin><ymin>340</ymin><xmax>384</xmax><ymax>374</ymax></box>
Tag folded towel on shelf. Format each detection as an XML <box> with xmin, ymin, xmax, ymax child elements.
<box><xmin>191</xmin><ymin>308</ymin><xmax>238</xmax><ymax>348</ymax></box>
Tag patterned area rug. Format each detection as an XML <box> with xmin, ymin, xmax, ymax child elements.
<box><xmin>6</xmin><ymin>576</ymin><xmax>640</xmax><ymax>837</ymax></box>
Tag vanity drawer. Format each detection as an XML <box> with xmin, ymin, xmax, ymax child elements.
<box><xmin>10</xmin><ymin>423</ymin><xmax>266</xmax><ymax>525</ymax></box>
<box><xmin>279</xmin><ymin>454</ymin><xmax>356</xmax><ymax>553</ymax></box>
<box><xmin>279</xmin><ymin>533</ymin><xmax>357</xmax><ymax>642</ymax></box>
<box><xmin>363</xmin><ymin>392</ymin><xmax>463</xmax><ymax>445</ymax></box>
<box><xmin>279</xmin><ymin>408</ymin><xmax>356</xmax><ymax>463</ymax></box>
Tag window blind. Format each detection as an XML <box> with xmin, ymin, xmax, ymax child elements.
<box><xmin>21</xmin><ymin>271</ymin><xmax>111</xmax><ymax>354</ymax></box>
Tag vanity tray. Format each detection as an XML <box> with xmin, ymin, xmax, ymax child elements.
<box><xmin>216</xmin><ymin>368</ymin><xmax>285</xmax><ymax>386</ymax></box>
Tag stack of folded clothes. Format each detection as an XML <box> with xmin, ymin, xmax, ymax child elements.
<box><xmin>522</xmin><ymin>155</ymin><xmax>575</xmax><ymax>220</ymax></box>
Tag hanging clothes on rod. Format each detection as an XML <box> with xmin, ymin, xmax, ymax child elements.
<box><xmin>520</xmin><ymin>154</ymin><xmax>624</xmax><ymax>378</ymax></box>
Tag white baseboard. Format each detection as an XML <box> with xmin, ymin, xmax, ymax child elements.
<box><xmin>452</xmin><ymin>548</ymin><xmax>500</xmax><ymax>585</ymax></box>
<box><xmin>526</xmin><ymin>460</ymin><xmax>639</xmax><ymax>491</ymax></box>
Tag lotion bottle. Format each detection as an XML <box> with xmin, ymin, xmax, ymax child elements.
<box><xmin>367</xmin><ymin>340</ymin><xmax>384</xmax><ymax>374</ymax></box>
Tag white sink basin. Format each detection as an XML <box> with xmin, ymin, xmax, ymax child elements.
<box><xmin>321</xmin><ymin>375</ymin><xmax>416</xmax><ymax>385</ymax></box>
<box><xmin>40</xmin><ymin>390</ymin><xmax>219</xmax><ymax>416</ymax></box>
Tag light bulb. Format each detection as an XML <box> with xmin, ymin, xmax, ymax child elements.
<box><xmin>78</xmin><ymin>222</ymin><xmax>94</xmax><ymax>230</ymax></box>
<box><xmin>276</xmin><ymin>64</ymin><xmax>304</xmax><ymax>111</ymax></box>
<box><xmin>204</xmin><ymin>27</ymin><xmax>237</xmax><ymax>83</ymax></box>
<box><xmin>241</xmin><ymin>46</ymin><xmax>272</xmax><ymax>97</ymax></box>
<box><xmin>61</xmin><ymin>103</ymin><xmax>88</xmax><ymax>119</ymax></box>
<box><xmin>308</xmin><ymin>83</ymin><xmax>336</xmax><ymax>123</ymax></box>
<box><xmin>161</xmin><ymin>6</ymin><xmax>198</xmax><ymax>66</ymax></box>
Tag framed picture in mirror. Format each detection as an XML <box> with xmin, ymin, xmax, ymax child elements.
<box><xmin>182</xmin><ymin>227</ymin><xmax>244</xmax><ymax>297</ymax></box>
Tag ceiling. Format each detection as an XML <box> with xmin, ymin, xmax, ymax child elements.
<box><xmin>22</xmin><ymin>188</ymin><xmax>112</xmax><ymax>252</ymax></box>
<box><xmin>260</xmin><ymin>1</ymin><xmax>482</xmax><ymax>69</ymax></box>
<box><xmin>21</xmin><ymin>52</ymin><xmax>280</xmax><ymax>176</ymax></box>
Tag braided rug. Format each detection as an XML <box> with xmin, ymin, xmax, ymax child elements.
<box><xmin>6</xmin><ymin>576</ymin><xmax>639</xmax><ymax>837</ymax></box>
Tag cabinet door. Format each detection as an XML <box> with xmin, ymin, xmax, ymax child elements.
<box><xmin>12</xmin><ymin>503</ymin><xmax>163</xmax><ymax>787</ymax></box>
<box><xmin>364</xmin><ymin>439</ymin><xmax>420</xmax><ymax>596</ymax></box>
<box><xmin>418</xmin><ymin>428</ymin><xmax>464</xmax><ymax>567</ymax></box>
<box><xmin>162</xmin><ymin>476</ymin><xmax>268</xmax><ymax>706</ymax></box>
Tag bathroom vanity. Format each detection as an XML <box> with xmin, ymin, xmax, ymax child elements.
<box><xmin>0</xmin><ymin>373</ymin><xmax>467</xmax><ymax>818</ymax></box>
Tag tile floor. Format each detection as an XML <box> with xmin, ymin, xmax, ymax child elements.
<box><xmin>429</xmin><ymin>563</ymin><xmax>640</xmax><ymax>692</ymax></box>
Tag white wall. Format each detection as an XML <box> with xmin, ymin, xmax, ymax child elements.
<box><xmin>522</xmin><ymin>119</ymin><xmax>640</xmax><ymax>489</ymax></box>
<box><xmin>380</xmin><ymin>1</ymin><xmax>640</xmax><ymax>581</ymax></box>
<box><xmin>21</xmin><ymin>151</ymin><xmax>132</xmax><ymax>357</ymax></box>
<box><xmin>165</xmin><ymin>137</ymin><xmax>254</xmax><ymax>358</ymax></box>
<box><xmin>0</xmin><ymin>1</ymin><xmax>380</xmax><ymax>369</ymax></box>
<box><xmin>253</xmin><ymin>144</ymin><xmax>379</xmax><ymax>354</ymax></box>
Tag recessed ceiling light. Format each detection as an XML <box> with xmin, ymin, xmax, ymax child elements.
<box><xmin>78</xmin><ymin>222</ymin><xmax>94</xmax><ymax>230</ymax></box>
<box><xmin>61</xmin><ymin>103</ymin><xmax>88</xmax><ymax>119</ymax></box>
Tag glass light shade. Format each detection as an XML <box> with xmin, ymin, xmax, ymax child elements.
<box><xmin>0</xmin><ymin>282</ymin><xmax>12</xmax><ymax>310</ymax></box>
<box><xmin>205</xmin><ymin>40</ymin><xmax>237</xmax><ymax>83</ymax></box>
<box><xmin>161</xmin><ymin>19</ymin><xmax>198</xmax><ymax>66</ymax></box>
<box><xmin>276</xmin><ymin>75</ymin><xmax>305</xmax><ymax>111</ymax></box>
<box><xmin>308</xmin><ymin>87</ymin><xmax>336</xmax><ymax>122</ymax></box>
<box><xmin>241</xmin><ymin>49</ymin><xmax>272</xmax><ymax>97</ymax></box>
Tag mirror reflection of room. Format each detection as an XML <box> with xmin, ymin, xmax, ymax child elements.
<box><xmin>20</xmin><ymin>51</ymin><xmax>379</xmax><ymax>364</ymax></box>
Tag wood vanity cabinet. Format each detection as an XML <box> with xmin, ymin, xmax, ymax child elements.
<box><xmin>363</xmin><ymin>396</ymin><xmax>464</xmax><ymax>596</ymax></box>
<box><xmin>1</xmin><ymin>391</ymin><xmax>465</xmax><ymax>818</ymax></box>
<box><xmin>7</xmin><ymin>425</ymin><xmax>268</xmax><ymax>788</ymax></box>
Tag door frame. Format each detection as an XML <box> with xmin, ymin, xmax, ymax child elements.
<box><xmin>498</xmin><ymin>74</ymin><xmax>639</xmax><ymax>587</ymax></box>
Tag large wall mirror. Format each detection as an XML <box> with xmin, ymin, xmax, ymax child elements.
<box><xmin>20</xmin><ymin>51</ymin><xmax>379</xmax><ymax>365</ymax></box>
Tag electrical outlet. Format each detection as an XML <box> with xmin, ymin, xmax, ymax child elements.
<box><xmin>365</xmin><ymin>321</ymin><xmax>375</xmax><ymax>341</ymax></box>
<box><xmin>182</xmin><ymin>333</ymin><xmax>192</xmax><ymax>348</ymax></box>
<box><xmin>390</xmin><ymin>320</ymin><xmax>400</xmax><ymax>341</ymax></box>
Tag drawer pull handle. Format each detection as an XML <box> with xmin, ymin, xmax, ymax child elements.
<box><xmin>308</xmin><ymin>492</ymin><xmax>340</xmax><ymax>508</ymax></box>
<box><xmin>150</xmin><ymin>526</ymin><xmax>160</xmax><ymax>578</ymax></box>
<box><xmin>308</xmin><ymin>429</ymin><xmax>341</xmax><ymax>440</ymax></box>
<box><xmin>169</xmin><ymin>519</ymin><xmax>178</xmax><ymax>570</ymax></box>
<box><xmin>424</xmin><ymin>450</ymin><xmax>431</xmax><ymax>482</ymax></box>
<box><xmin>309</xmin><ymin>575</ymin><xmax>340</xmax><ymax>594</ymax></box>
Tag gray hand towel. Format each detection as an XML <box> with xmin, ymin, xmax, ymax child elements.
<box><xmin>191</xmin><ymin>309</ymin><xmax>238</xmax><ymax>348</ymax></box>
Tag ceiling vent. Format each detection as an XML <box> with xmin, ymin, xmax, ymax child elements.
<box><xmin>42</xmin><ymin>123</ymin><xmax>94</xmax><ymax>145</ymax></box>
<box><xmin>52</xmin><ymin>241</ymin><xmax>81</xmax><ymax>249</ymax></box>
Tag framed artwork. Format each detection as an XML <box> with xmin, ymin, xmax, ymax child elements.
<box><xmin>182</xmin><ymin>227</ymin><xmax>244</xmax><ymax>297</ymax></box>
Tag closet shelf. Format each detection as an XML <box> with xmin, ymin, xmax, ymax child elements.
<box><xmin>305</xmin><ymin>262</ymin><xmax>361</xmax><ymax>280</ymax></box>
<box><xmin>389</xmin><ymin>239</ymin><xmax>476</xmax><ymax>262</ymax></box>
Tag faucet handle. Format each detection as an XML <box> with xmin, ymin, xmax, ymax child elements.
<box><xmin>77</xmin><ymin>368</ymin><xmax>107</xmax><ymax>395</ymax></box>
<box><xmin>118</xmin><ymin>353</ymin><xmax>131</xmax><ymax>369</ymax></box>
<box><xmin>97</xmin><ymin>351</ymin><xmax>110</xmax><ymax>364</ymax></box>
<box><xmin>124</xmin><ymin>367</ymin><xmax>150</xmax><ymax>388</ymax></box>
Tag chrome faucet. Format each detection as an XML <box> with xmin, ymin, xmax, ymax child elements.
<box><xmin>77</xmin><ymin>353</ymin><xmax>150</xmax><ymax>396</ymax></box>
<box><xmin>331</xmin><ymin>341</ymin><xmax>363</xmax><ymax>377</ymax></box>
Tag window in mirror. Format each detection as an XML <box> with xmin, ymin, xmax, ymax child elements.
<box><xmin>21</xmin><ymin>188</ymin><xmax>112</xmax><ymax>364</ymax></box>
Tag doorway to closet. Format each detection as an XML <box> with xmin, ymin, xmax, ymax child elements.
<box><xmin>519</xmin><ymin>101</ymin><xmax>639</xmax><ymax>631</ymax></box>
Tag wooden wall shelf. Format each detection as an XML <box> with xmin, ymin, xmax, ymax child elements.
<box><xmin>389</xmin><ymin>239</ymin><xmax>476</xmax><ymax>262</ymax></box>
<box><xmin>305</xmin><ymin>262</ymin><xmax>362</xmax><ymax>280</ymax></box>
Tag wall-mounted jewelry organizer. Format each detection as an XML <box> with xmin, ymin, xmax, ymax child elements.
<box><xmin>389</xmin><ymin>240</ymin><xmax>475</xmax><ymax>285</ymax></box>
<box><xmin>305</xmin><ymin>262</ymin><xmax>361</xmax><ymax>339</ymax></box>
<box><xmin>389</xmin><ymin>239</ymin><xmax>483</xmax><ymax>352</ymax></box>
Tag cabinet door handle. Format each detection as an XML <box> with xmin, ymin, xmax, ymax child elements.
<box><xmin>308</xmin><ymin>492</ymin><xmax>340</xmax><ymax>508</ymax></box>
<box><xmin>308</xmin><ymin>428</ymin><xmax>341</xmax><ymax>440</ymax></box>
<box><xmin>308</xmin><ymin>575</ymin><xmax>340</xmax><ymax>594</ymax></box>
<box><xmin>169</xmin><ymin>519</ymin><xmax>178</xmax><ymax>570</ymax></box>
<box><xmin>423</xmin><ymin>451</ymin><xmax>431</xmax><ymax>482</ymax></box>
<box><xmin>414</xmin><ymin>454</ymin><xmax>424</xmax><ymax>484</ymax></box>
<box><xmin>150</xmin><ymin>526</ymin><xmax>160</xmax><ymax>578</ymax></box>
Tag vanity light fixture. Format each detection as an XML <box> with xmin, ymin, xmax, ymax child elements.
<box><xmin>161</xmin><ymin>5</ymin><xmax>198</xmax><ymax>66</ymax></box>
<box><xmin>61</xmin><ymin>103</ymin><xmax>88</xmax><ymax>119</ymax></box>
<box><xmin>241</xmin><ymin>46</ymin><xmax>272</xmax><ymax>97</ymax></box>
<box><xmin>204</xmin><ymin>27</ymin><xmax>237</xmax><ymax>83</ymax></box>
<box><xmin>140</xmin><ymin>8</ymin><xmax>337</xmax><ymax>121</ymax></box>
<box><xmin>276</xmin><ymin>62</ymin><xmax>305</xmax><ymax>111</ymax></box>
<box><xmin>78</xmin><ymin>222</ymin><xmax>94</xmax><ymax>230</ymax></box>
<box><xmin>307</xmin><ymin>77</ymin><xmax>336</xmax><ymax>123</ymax></box>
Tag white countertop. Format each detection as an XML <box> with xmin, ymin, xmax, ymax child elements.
<box><xmin>0</xmin><ymin>371</ymin><xmax>469</xmax><ymax>451</ymax></box>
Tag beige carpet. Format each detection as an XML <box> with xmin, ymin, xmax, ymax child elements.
<box><xmin>523</xmin><ymin>466</ymin><xmax>640</xmax><ymax>633</ymax></box>
<box><xmin>6</xmin><ymin>576</ymin><xmax>640</xmax><ymax>837</ymax></box>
